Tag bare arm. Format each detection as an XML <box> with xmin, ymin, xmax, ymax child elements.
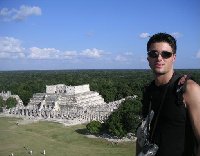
<box><xmin>184</xmin><ymin>80</ymin><xmax>200</xmax><ymax>156</ymax></box>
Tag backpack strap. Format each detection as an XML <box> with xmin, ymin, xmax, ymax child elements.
<box><xmin>149</xmin><ymin>74</ymin><xmax>177</xmax><ymax>141</ymax></box>
<box><xmin>176</xmin><ymin>74</ymin><xmax>191</xmax><ymax>106</ymax></box>
<box><xmin>142</xmin><ymin>73</ymin><xmax>183</xmax><ymax>117</ymax></box>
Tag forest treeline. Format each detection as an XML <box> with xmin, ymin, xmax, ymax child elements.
<box><xmin>1</xmin><ymin>69</ymin><xmax>200</xmax><ymax>137</ymax></box>
<box><xmin>0</xmin><ymin>69</ymin><xmax>200</xmax><ymax>105</ymax></box>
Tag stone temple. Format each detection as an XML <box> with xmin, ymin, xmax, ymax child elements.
<box><xmin>1</xmin><ymin>84</ymin><xmax>136</xmax><ymax>124</ymax></box>
<box><xmin>0</xmin><ymin>91</ymin><xmax>23</xmax><ymax>105</ymax></box>
<box><xmin>29</xmin><ymin>84</ymin><xmax>106</xmax><ymax>110</ymax></box>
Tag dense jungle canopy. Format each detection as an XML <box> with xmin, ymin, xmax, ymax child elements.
<box><xmin>1</xmin><ymin>69</ymin><xmax>200</xmax><ymax>136</ymax></box>
<box><xmin>0</xmin><ymin>69</ymin><xmax>200</xmax><ymax>105</ymax></box>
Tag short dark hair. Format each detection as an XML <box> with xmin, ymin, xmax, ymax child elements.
<box><xmin>147</xmin><ymin>33</ymin><xmax>177</xmax><ymax>54</ymax></box>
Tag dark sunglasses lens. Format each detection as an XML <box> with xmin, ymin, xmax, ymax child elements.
<box><xmin>148</xmin><ymin>51</ymin><xmax>158</xmax><ymax>58</ymax></box>
<box><xmin>148</xmin><ymin>51</ymin><xmax>173</xmax><ymax>59</ymax></box>
<box><xmin>161</xmin><ymin>51</ymin><xmax>173</xmax><ymax>58</ymax></box>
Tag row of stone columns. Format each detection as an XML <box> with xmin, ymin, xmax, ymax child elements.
<box><xmin>6</xmin><ymin>105</ymin><xmax>112</xmax><ymax>123</ymax></box>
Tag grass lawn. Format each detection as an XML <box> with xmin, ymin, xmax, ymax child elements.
<box><xmin>0</xmin><ymin>117</ymin><xmax>136</xmax><ymax>156</ymax></box>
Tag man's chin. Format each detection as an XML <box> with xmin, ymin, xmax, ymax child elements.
<box><xmin>153</xmin><ymin>69</ymin><xmax>165</xmax><ymax>75</ymax></box>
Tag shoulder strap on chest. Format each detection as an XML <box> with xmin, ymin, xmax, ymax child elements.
<box><xmin>176</xmin><ymin>74</ymin><xmax>192</xmax><ymax>105</ymax></box>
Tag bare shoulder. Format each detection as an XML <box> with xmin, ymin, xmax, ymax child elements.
<box><xmin>186</xmin><ymin>79</ymin><xmax>200</xmax><ymax>92</ymax></box>
<box><xmin>184</xmin><ymin>80</ymin><xmax>200</xmax><ymax>143</ymax></box>
<box><xmin>184</xmin><ymin>79</ymin><xmax>200</xmax><ymax>107</ymax></box>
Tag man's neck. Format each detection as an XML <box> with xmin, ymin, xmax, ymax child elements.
<box><xmin>154</xmin><ymin>71</ymin><xmax>174</xmax><ymax>86</ymax></box>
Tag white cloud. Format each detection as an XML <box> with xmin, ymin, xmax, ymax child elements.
<box><xmin>139</xmin><ymin>32</ymin><xmax>150</xmax><ymax>38</ymax></box>
<box><xmin>62</xmin><ymin>51</ymin><xmax>77</xmax><ymax>59</ymax></box>
<box><xmin>124</xmin><ymin>52</ymin><xmax>134</xmax><ymax>56</ymax></box>
<box><xmin>115</xmin><ymin>55</ymin><xmax>127</xmax><ymax>62</ymax></box>
<box><xmin>0</xmin><ymin>37</ymin><xmax>25</xmax><ymax>59</ymax></box>
<box><xmin>0</xmin><ymin>5</ymin><xmax>42</xmax><ymax>21</ymax></box>
<box><xmin>115</xmin><ymin>52</ymin><xmax>134</xmax><ymax>62</ymax></box>
<box><xmin>0</xmin><ymin>8</ymin><xmax>13</xmax><ymax>16</ymax></box>
<box><xmin>0</xmin><ymin>36</ymin><xmax>109</xmax><ymax>61</ymax></box>
<box><xmin>27</xmin><ymin>47</ymin><xmax>108</xmax><ymax>60</ymax></box>
<box><xmin>0</xmin><ymin>52</ymin><xmax>10</xmax><ymax>58</ymax></box>
<box><xmin>28</xmin><ymin>47</ymin><xmax>60</xmax><ymax>59</ymax></box>
<box><xmin>139</xmin><ymin>32</ymin><xmax>182</xmax><ymax>39</ymax></box>
<box><xmin>114</xmin><ymin>52</ymin><xmax>137</xmax><ymax>64</ymax></box>
<box><xmin>80</xmin><ymin>48</ymin><xmax>104</xmax><ymax>58</ymax></box>
<box><xmin>196</xmin><ymin>50</ymin><xmax>200</xmax><ymax>59</ymax></box>
<box><xmin>171</xmin><ymin>32</ymin><xmax>182</xmax><ymax>38</ymax></box>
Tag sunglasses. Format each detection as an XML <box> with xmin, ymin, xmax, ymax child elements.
<box><xmin>147</xmin><ymin>50</ymin><xmax>173</xmax><ymax>59</ymax></box>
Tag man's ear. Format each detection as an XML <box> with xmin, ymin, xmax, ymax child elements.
<box><xmin>173</xmin><ymin>54</ymin><xmax>176</xmax><ymax>62</ymax></box>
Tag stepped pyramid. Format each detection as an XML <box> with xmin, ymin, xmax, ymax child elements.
<box><xmin>27</xmin><ymin>84</ymin><xmax>106</xmax><ymax>111</ymax></box>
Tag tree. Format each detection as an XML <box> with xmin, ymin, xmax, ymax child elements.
<box><xmin>86</xmin><ymin>120</ymin><xmax>102</xmax><ymax>134</ymax></box>
<box><xmin>104</xmin><ymin>111</ymin><xmax>125</xmax><ymax>137</ymax></box>
<box><xmin>0</xmin><ymin>96</ymin><xmax>5</xmax><ymax>112</ymax></box>
<box><xmin>6</xmin><ymin>97</ymin><xmax>17</xmax><ymax>109</ymax></box>
<box><xmin>103</xmin><ymin>98</ymin><xmax>142</xmax><ymax>137</ymax></box>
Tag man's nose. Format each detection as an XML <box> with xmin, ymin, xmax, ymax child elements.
<box><xmin>157</xmin><ymin>54</ymin><xmax>163</xmax><ymax>60</ymax></box>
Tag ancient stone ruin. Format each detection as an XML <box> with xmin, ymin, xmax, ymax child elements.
<box><xmin>1</xmin><ymin>84</ymin><xmax>136</xmax><ymax>124</ymax></box>
<box><xmin>0</xmin><ymin>91</ymin><xmax>23</xmax><ymax>106</ymax></box>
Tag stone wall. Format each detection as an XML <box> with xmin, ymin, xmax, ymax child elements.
<box><xmin>4</xmin><ymin>98</ymin><xmax>126</xmax><ymax>123</ymax></box>
<box><xmin>0</xmin><ymin>91</ymin><xmax>11</xmax><ymax>100</ymax></box>
<box><xmin>0</xmin><ymin>91</ymin><xmax>23</xmax><ymax>106</ymax></box>
<box><xmin>1</xmin><ymin>85</ymin><xmax>137</xmax><ymax>125</ymax></box>
<box><xmin>46</xmin><ymin>84</ymin><xmax>90</xmax><ymax>95</ymax></box>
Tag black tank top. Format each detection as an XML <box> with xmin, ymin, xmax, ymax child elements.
<box><xmin>142</xmin><ymin>74</ymin><xmax>197</xmax><ymax>156</ymax></box>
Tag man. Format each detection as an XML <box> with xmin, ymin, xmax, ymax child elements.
<box><xmin>136</xmin><ymin>33</ymin><xmax>200</xmax><ymax>156</ymax></box>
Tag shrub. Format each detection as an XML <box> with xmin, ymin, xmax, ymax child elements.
<box><xmin>0</xmin><ymin>96</ymin><xmax>5</xmax><ymax>112</ymax></box>
<box><xmin>103</xmin><ymin>99</ymin><xmax>141</xmax><ymax>137</ymax></box>
<box><xmin>86</xmin><ymin>120</ymin><xmax>102</xmax><ymax>135</ymax></box>
<box><xmin>6</xmin><ymin>97</ymin><xmax>17</xmax><ymax>109</ymax></box>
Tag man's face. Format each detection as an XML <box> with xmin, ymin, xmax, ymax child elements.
<box><xmin>147</xmin><ymin>42</ymin><xmax>176</xmax><ymax>75</ymax></box>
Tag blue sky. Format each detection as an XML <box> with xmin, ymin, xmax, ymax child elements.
<box><xmin>0</xmin><ymin>0</ymin><xmax>199</xmax><ymax>70</ymax></box>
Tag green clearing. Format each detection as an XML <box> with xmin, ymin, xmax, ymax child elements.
<box><xmin>0</xmin><ymin>117</ymin><xmax>135</xmax><ymax>156</ymax></box>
